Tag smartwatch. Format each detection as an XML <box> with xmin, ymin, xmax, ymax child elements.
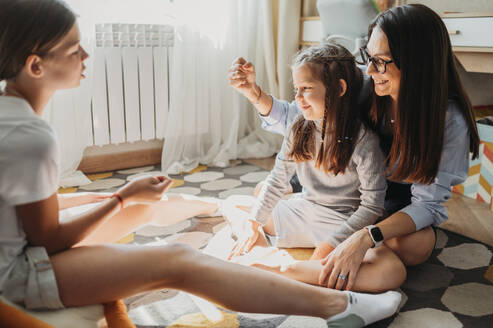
<box><xmin>366</xmin><ymin>225</ymin><xmax>384</xmax><ymax>248</ymax></box>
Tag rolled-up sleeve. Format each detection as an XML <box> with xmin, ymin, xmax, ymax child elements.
<box><xmin>259</xmin><ymin>97</ymin><xmax>300</xmax><ymax>136</ymax></box>
<box><xmin>400</xmin><ymin>101</ymin><xmax>470</xmax><ymax>230</ymax></box>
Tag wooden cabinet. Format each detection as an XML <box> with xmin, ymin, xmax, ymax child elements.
<box><xmin>442</xmin><ymin>13</ymin><xmax>493</xmax><ymax>74</ymax></box>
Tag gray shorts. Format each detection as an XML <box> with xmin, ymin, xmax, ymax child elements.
<box><xmin>267</xmin><ymin>195</ymin><xmax>348</xmax><ymax>248</ymax></box>
<box><xmin>3</xmin><ymin>247</ymin><xmax>64</xmax><ymax>310</ymax></box>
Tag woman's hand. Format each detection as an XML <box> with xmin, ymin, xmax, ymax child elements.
<box><xmin>310</xmin><ymin>241</ymin><xmax>335</xmax><ymax>260</ymax></box>
<box><xmin>58</xmin><ymin>193</ymin><xmax>112</xmax><ymax>209</ymax></box>
<box><xmin>228</xmin><ymin>57</ymin><xmax>258</xmax><ymax>100</ymax></box>
<box><xmin>318</xmin><ymin>229</ymin><xmax>373</xmax><ymax>291</ymax></box>
<box><xmin>228</xmin><ymin>219</ymin><xmax>268</xmax><ymax>260</ymax></box>
<box><xmin>117</xmin><ymin>176</ymin><xmax>173</xmax><ymax>206</ymax></box>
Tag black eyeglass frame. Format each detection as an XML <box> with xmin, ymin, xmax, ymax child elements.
<box><xmin>359</xmin><ymin>47</ymin><xmax>394</xmax><ymax>74</ymax></box>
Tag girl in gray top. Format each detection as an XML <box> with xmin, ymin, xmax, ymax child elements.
<box><xmin>231</xmin><ymin>44</ymin><xmax>406</xmax><ymax>293</ymax></box>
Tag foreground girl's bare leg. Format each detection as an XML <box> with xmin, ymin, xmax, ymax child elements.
<box><xmin>50</xmin><ymin>244</ymin><xmax>345</xmax><ymax>319</ymax></box>
<box><xmin>76</xmin><ymin>196</ymin><xmax>218</xmax><ymax>246</ymax></box>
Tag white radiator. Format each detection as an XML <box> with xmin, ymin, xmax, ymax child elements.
<box><xmin>91</xmin><ymin>23</ymin><xmax>174</xmax><ymax>146</ymax></box>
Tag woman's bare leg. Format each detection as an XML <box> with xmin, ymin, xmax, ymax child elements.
<box><xmin>384</xmin><ymin>226</ymin><xmax>435</xmax><ymax>266</ymax></box>
<box><xmin>76</xmin><ymin>196</ymin><xmax>218</xmax><ymax>246</ymax></box>
<box><xmin>50</xmin><ymin>244</ymin><xmax>346</xmax><ymax>319</ymax></box>
<box><xmin>251</xmin><ymin>245</ymin><xmax>406</xmax><ymax>293</ymax></box>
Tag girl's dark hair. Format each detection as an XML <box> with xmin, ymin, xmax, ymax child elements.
<box><xmin>289</xmin><ymin>43</ymin><xmax>364</xmax><ymax>175</ymax></box>
<box><xmin>368</xmin><ymin>4</ymin><xmax>480</xmax><ymax>184</ymax></box>
<box><xmin>0</xmin><ymin>0</ymin><xmax>76</xmax><ymax>81</ymax></box>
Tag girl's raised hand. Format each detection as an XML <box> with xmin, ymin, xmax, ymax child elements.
<box><xmin>228</xmin><ymin>57</ymin><xmax>257</xmax><ymax>99</ymax></box>
<box><xmin>117</xmin><ymin>176</ymin><xmax>173</xmax><ymax>206</ymax></box>
<box><xmin>318</xmin><ymin>229</ymin><xmax>372</xmax><ymax>291</ymax></box>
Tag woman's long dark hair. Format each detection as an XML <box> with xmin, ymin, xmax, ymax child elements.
<box><xmin>368</xmin><ymin>4</ymin><xmax>480</xmax><ymax>184</ymax></box>
<box><xmin>0</xmin><ymin>0</ymin><xmax>76</xmax><ymax>81</ymax></box>
<box><xmin>289</xmin><ymin>43</ymin><xmax>364</xmax><ymax>175</ymax></box>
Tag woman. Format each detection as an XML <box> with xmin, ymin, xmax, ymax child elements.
<box><xmin>0</xmin><ymin>1</ymin><xmax>401</xmax><ymax>327</ymax></box>
<box><xmin>228</xmin><ymin>4</ymin><xmax>479</xmax><ymax>291</ymax></box>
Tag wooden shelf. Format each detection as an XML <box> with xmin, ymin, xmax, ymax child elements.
<box><xmin>442</xmin><ymin>12</ymin><xmax>493</xmax><ymax>18</ymax></box>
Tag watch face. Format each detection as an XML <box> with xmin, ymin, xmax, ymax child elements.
<box><xmin>371</xmin><ymin>227</ymin><xmax>384</xmax><ymax>242</ymax></box>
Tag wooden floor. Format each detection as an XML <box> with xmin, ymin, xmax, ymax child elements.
<box><xmin>244</xmin><ymin>156</ymin><xmax>493</xmax><ymax>246</ymax></box>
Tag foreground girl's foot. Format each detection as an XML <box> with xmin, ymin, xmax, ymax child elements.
<box><xmin>327</xmin><ymin>291</ymin><xmax>401</xmax><ymax>327</ymax></box>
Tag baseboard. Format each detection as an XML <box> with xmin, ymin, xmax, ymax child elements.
<box><xmin>78</xmin><ymin>140</ymin><xmax>163</xmax><ymax>173</ymax></box>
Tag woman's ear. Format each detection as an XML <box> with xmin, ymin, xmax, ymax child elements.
<box><xmin>338</xmin><ymin>79</ymin><xmax>347</xmax><ymax>97</ymax></box>
<box><xmin>24</xmin><ymin>54</ymin><xmax>44</xmax><ymax>79</ymax></box>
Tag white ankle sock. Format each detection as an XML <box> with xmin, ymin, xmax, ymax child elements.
<box><xmin>327</xmin><ymin>291</ymin><xmax>401</xmax><ymax>327</ymax></box>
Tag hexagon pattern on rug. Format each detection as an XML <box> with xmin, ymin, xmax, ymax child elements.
<box><xmin>435</xmin><ymin>229</ymin><xmax>449</xmax><ymax>249</ymax></box>
<box><xmin>164</xmin><ymin>232</ymin><xmax>212</xmax><ymax>249</ymax></box>
<box><xmin>79</xmin><ymin>178</ymin><xmax>125</xmax><ymax>191</ymax></box>
<box><xmin>441</xmin><ymin>282</ymin><xmax>493</xmax><ymax>316</ymax></box>
<box><xmin>218</xmin><ymin>187</ymin><xmax>256</xmax><ymax>199</ymax></box>
<box><xmin>182</xmin><ymin>165</ymin><xmax>207</xmax><ymax>175</ymax></box>
<box><xmin>485</xmin><ymin>265</ymin><xmax>493</xmax><ymax>284</ymax></box>
<box><xmin>240</xmin><ymin>171</ymin><xmax>270</xmax><ymax>183</ymax></box>
<box><xmin>201</xmin><ymin>179</ymin><xmax>242</xmax><ymax>191</ymax></box>
<box><xmin>117</xmin><ymin>165</ymin><xmax>155</xmax><ymax>175</ymax></box>
<box><xmin>170</xmin><ymin>179</ymin><xmax>185</xmax><ymax>188</ymax></box>
<box><xmin>62</xmin><ymin>160</ymin><xmax>493</xmax><ymax>328</ymax></box>
<box><xmin>437</xmin><ymin>243</ymin><xmax>492</xmax><ymax>269</ymax></box>
<box><xmin>167</xmin><ymin>187</ymin><xmax>202</xmax><ymax>196</ymax></box>
<box><xmin>116</xmin><ymin>233</ymin><xmax>134</xmax><ymax>244</ymax></box>
<box><xmin>278</xmin><ymin>316</ymin><xmax>326</xmax><ymax>328</ymax></box>
<box><xmin>87</xmin><ymin>172</ymin><xmax>114</xmax><ymax>181</ymax></box>
<box><xmin>223</xmin><ymin>165</ymin><xmax>260</xmax><ymax>175</ymax></box>
<box><xmin>396</xmin><ymin>288</ymin><xmax>409</xmax><ymax>312</ymax></box>
<box><xmin>58</xmin><ymin>187</ymin><xmax>78</xmax><ymax>194</ymax></box>
<box><xmin>185</xmin><ymin>171</ymin><xmax>224</xmax><ymax>183</ymax></box>
<box><xmin>388</xmin><ymin>308</ymin><xmax>462</xmax><ymax>328</ymax></box>
<box><xmin>126</xmin><ymin>171</ymin><xmax>165</xmax><ymax>182</ymax></box>
<box><xmin>402</xmin><ymin>263</ymin><xmax>454</xmax><ymax>292</ymax></box>
<box><xmin>136</xmin><ymin>220</ymin><xmax>192</xmax><ymax>237</ymax></box>
<box><xmin>169</xmin><ymin>311</ymin><xmax>239</xmax><ymax>328</ymax></box>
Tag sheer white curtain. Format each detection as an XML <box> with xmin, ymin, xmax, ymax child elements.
<box><xmin>161</xmin><ymin>0</ymin><xmax>301</xmax><ymax>174</ymax></box>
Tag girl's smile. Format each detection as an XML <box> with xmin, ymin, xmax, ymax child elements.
<box><xmin>292</xmin><ymin>63</ymin><xmax>326</xmax><ymax>121</ymax></box>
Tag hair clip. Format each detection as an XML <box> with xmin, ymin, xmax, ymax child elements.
<box><xmin>337</xmin><ymin>137</ymin><xmax>352</xmax><ymax>143</ymax></box>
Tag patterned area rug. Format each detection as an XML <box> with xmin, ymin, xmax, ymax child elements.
<box><xmin>61</xmin><ymin>162</ymin><xmax>493</xmax><ymax>328</ymax></box>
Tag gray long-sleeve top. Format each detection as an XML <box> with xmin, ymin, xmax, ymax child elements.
<box><xmin>260</xmin><ymin>97</ymin><xmax>470</xmax><ymax>231</ymax></box>
<box><xmin>251</xmin><ymin>114</ymin><xmax>387</xmax><ymax>246</ymax></box>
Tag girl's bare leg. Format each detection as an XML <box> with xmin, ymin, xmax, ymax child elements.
<box><xmin>50</xmin><ymin>244</ymin><xmax>346</xmax><ymax>319</ymax></box>
<box><xmin>76</xmin><ymin>196</ymin><xmax>218</xmax><ymax>246</ymax></box>
<box><xmin>252</xmin><ymin>245</ymin><xmax>406</xmax><ymax>293</ymax></box>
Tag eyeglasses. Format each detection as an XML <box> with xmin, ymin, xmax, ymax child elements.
<box><xmin>359</xmin><ymin>47</ymin><xmax>394</xmax><ymax>74</ymax></box>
